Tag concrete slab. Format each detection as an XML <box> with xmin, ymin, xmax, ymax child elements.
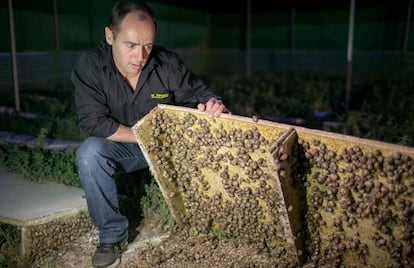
<box><xmin>0</xmin><ymin>167</ymin><xmax>86</xmax><ymax>226</ymax></box>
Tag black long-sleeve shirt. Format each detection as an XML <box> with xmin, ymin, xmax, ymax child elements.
<box><xmin>71</xmin><ymin>41</ymin><xmax>220</xmax><ymax>137</ymax></box>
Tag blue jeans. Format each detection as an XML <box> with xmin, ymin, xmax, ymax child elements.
<box><xmin>76</xmin><ymin>137</ymin><xmax>148</xmax><ymax>244</ymax></box>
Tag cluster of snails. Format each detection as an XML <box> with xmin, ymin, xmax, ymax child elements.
<box><xmin>25</xmin><ymin>210</ymin><xmax>92</xmax><ymax>262</ymax></box>
<box><xmin>299</xmin><ymin>138</ymin><xmax>414</xmax><ymax>267</ymax></box>
<box><xmin>140</xmin><ymin>109</ymin><xmax>414</xmax><ymax>267</ymax></box>
<box><xmin>134</xmin><ymin>227</ymin><xmax>297</xmax><ymax>268</ymax></box>
<box><xmin>144</xmin><ymin>110</ymin><xmax>298</xmax><ymax>265</ymax></box>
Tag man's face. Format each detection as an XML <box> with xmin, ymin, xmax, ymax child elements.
<box><xmin>105</xmin><ymin>11</ymin><xmax>155</xmax><ymax>79</ymax></box>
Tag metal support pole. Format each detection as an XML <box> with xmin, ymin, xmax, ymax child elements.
<box><xmin>403</xmin><ymin>0</ymin><xmax>412</xmax><ymax>58</ymax></box>
<box><xmin>53</xmin><ymin>0</ymin><xmax>61</xmax><ymax>89</ymax></box>
<box><xmin>245</xmin><ymin>0</ymin><xmax>252</xmax><ymax>78</ymax></box>
<box><xmin>345</xmin><ymin>0</ymin><xmax>355</xmax><ymax>113</ymax></box>
<box><xmin>288</xmin><ymin>1</ymin><xmax>295</xmax><ymax>72</ymax></box>
<box><xmin>288</xmin><ymin>0</ymin><xmax>295</xmax><ymax>51</ymax></box>
<box><xmin>8</xmin><ymin>0</ymin><xmax>20</xmax><ymax>112</ymax></box>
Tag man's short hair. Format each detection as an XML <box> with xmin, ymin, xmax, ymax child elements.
<box><xmin>108</xmin><ymin>1</ymin><xmax>157</xmax><ymax>36</ymax></box>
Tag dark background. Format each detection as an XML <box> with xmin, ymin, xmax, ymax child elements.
<box><xmin>0</xmin><ymin>0</ymin><xmax>413</xmax><ymax>91</ymax></box>
<box><xmin>1</xmin><ymin>0</ymin><xmax>411</xmax><ymax>50</ymax></box>
<box><xmin>0</xmin><ymin>1</ymin><xmax>413</xmax><ymax>152</ymax></box>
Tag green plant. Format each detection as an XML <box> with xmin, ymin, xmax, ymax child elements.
<box><xmin>189</xmin><ymin>227</ymin><xmax>199</xmax><ymax>236</ymax></box>
<box><xmin>140</xmin><ymin>179</ymin><xmax>175</xmax><ymax>231</ymax></box>
<box><xmin>335</xmin><ymin>111</ymin><xmax>414</xmax><ymax>146</ymax></box>
<box><xmin>0</xmin><ymin>141</ymin><xmax>80</xmax><ymax>187</ymax></box>
<box><xmin>0</xmin><ymin>224</ymin><xmax>22</xmax><ymax>267</ymax></box>
<box><xmin>115</xmin><ymin>170</ymin><xmax>153</xmax><ymax>230</ymax></box>
<box><xmin>38</xmin><ymin>256</ymin><xmax>59</xmax><ymax>268</ymax></box>
<box><xmin>210</xmin><ymin>226</ymin><xmax>230</xmax><ymax>242</ymax></box>
<box><xmin>35</xmin><ymin>128</ymin><xmax>48</xmax><ymax>147</ymax></box>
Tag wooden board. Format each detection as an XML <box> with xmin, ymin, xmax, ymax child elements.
<box><xmin>132</xmin><ymin>104</ymin><xmax>301</xmax><ymax>265</ymax></box>
<box><xmin>132</xmin><ymin>104</ymin><xmax>414</xmax><ymax>267</ymax></box>
<box><xmin>292</xmin><ymin>126</ymin><xmax>414</xmax><ymax>267</ymax></box>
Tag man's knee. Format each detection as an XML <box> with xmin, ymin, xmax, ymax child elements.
<box><xmin>76</xmin><ymin>137</ymin><xmax>108</xmax><ymax>168</ymax></box>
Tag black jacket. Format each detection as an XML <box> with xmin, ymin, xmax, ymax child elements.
<box><xmin>71</xmin><ymin>41</ymin><xmax>219</xmax><ymax>137</ymax></box>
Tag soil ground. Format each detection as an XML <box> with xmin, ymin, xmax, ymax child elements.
<box><xmin>34</xmin><ymin>220</ymin><xmax>296</xmax><ymax>268</ymax></box>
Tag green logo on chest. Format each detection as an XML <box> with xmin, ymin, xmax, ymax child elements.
<box><xmin>151</xmin><ymin>93</ymin><xmax>169</xmax><ymax>99</ymax></box>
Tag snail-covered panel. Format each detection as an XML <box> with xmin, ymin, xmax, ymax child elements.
<box><xmin>132</xmin><ymin>104</ymin><xmax>414</xmax><ymax>267</ymax></box>
<box><xmin>132</xmin><ymin>104</ymin><xmax>302</xmax><ymax>266</ymax></box>
<box><xmin>294</xmin><ymin>126</ymin><xmax>414</xmax><ymax>267</ymax></box>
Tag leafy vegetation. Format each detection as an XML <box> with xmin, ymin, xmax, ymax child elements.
<box><xmin>140</xmin><ymin>179</ymin><xmax>175</xmax><ymax>231</ymax></box>
<box><xmin>208</xmin><ymin>72</ymin><xmax>414</xmax><ymax>146</ymax></box>
<box><xmin>0</xmin><ymin>131</ymin><xmax>80</xmax><ymax>187</ymax></box>
<box><xmin>329</xmin><ymin>75</ymin><xmax>414</xmax><ymax>146</ymax></box>
<box><xmin>0</xmin><ymin>90</ymin><xmax>85</xmax><ymax>141</ymax></box>
<box><xmin>0</xmin><ymin>224</ymin><xmax>22</xmax><ymax>267</ymax></box>
<box><xmin>1</xmin><ymin>72</ymin><xmax>413</xmax><ymax>146</ymax></box>
<box><xmin>210</xmin><ymin>73</ymin><xmax>345</xmax><ymax>119</ymax></box>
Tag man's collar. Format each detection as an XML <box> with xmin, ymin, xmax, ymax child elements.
<box><xmin>100</xmin><ymin>41</ymin><xmax>117</xmax><ymax>73</ymax></box>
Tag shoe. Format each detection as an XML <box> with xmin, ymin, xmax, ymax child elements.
<box><xmin>92</xmin><ymin>238</ymin><xmax>128</xmax><ymax>268</ymax></box>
